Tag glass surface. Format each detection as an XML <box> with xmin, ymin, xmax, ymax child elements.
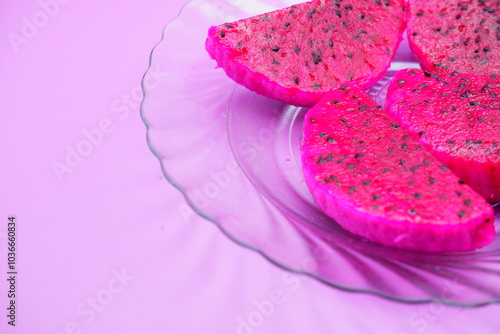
<box><xmin>141</xmin><ymin>0</ymin><xmax>500</xmax><ymax>306</ymax></box>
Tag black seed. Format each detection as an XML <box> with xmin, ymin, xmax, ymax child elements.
<box><xmin>413</xmin><ymin>89</ymin><xmax>421</xmax><ymax>93</ymax></box>
<box><xmin>475</xmin><ymin>37</ymin><xmax>480</xmax><ymax>43</ymax></box>
<box><xmin>294</xmin><ymin>77</ymin><xmax>299</xmax><ymax>84</ymax></box>
<box><xmin>308</xmin><ymin>39</ymin><xmax>313</xmax><ymax>46</ymax></box>
<box><xmin>448</xmin><ymin>140</ymin><xmax>455</xmax><ymax>145</ymax></box>
<box><xmin>353</xmin><ymin>35</ymin><xmax>360</xmax><ymax>39</ymax></box>
<box><xmin>408</xmin><ymin>209</ymin><xmax>417</xmax><ymax>215</ymax></box>
<box><xmin>372</xmin><ymin>194</ymin><xmax>380</xmax><ymax>200</ymax></box>
<box><xmin>414</xmin><ymin>193</ymin><xmax>422</xmax><ymax>199</ymax></box>
<box><xmin>469</xmin><ymin>101</ymin><xmax>478</xmax><ymax>106</ymax></box>
<box><xmin>332</xmin><ymin>100</ymin><xmax>339</xmax><ymax>104</ymax></box>
<box><xmin>401</xmin><ymin>144</ymin><xmax>408</xmax><ymax>149</ymax></box>
<box><xmin>340</xmin><ymin>86</ymin><xmax>347</xmax><ymax>91</ymax></box>
<box><xmin>399</xmin><ymin>159</ymin><xmax>405</xmax><ymax>165</ymax></box>
<box><xmin>347</xmin><ymin>53</ymin><xmax>353</xmax><ymax>58</ymax></box>
<box><xmin>450</xmin><ymin>57</ymin><xmax>456</xmax><ymax>61</ymax></box>
<box><xmin>363</xmin><ymin>180</ymin><xmax>371</xmax><ymax>185</ymax></box>
<box><xmin>360</xmin><ymin>30</ymin><xmax>367</xmax><ymax>34</ymax></box>
<box><xmin>390</xmin><ymin>123</ymin><xmax>401</xmax><ymax>129</ymax></box>
<box><xmin>456</xmin><ymin>191</ymin><xmax>462</xmax><ymax>196</ymax></box>
<box><xmin>435</xmin><ymin>28</ymin><xmax>442</xmax><ymax>33</ymax></box>
<box><xmin>412</xmin><ymin>32</ymin><xmax>418</xmax><ymax>36</ymax></box>
<box><xmin>310</xmin><ymin>118</ymin><xmax>315</xmax><ymax>123</ymax></box>
<box><xmin>398</xmin><ymin>79</ymin><xmax>405</xmax><ymax>83</ymax></box>
<box><xmin>349</xmin><ymin>186</ymin><xmax>356</xmax><ymax>192</ymax></box>
<box><xmin>329</xmin><ymin>41</ymin><xmax>334</xmax><ymax>47</ymax></box>
<box><xmin>484</xmin><ymin>47</ymin><xmax>490</xmax><ymax>52</ymax></box>
<box><xmin>464</xmin><ymin>199</ymin><xmax>471</xmax><ymax>206</ymax></box>
<box><xmin>440</xmin><ymin>165</ymin><xmax>447</xmax><ymax>170</ymax></box>
<box><xmin>418</xmin><ymin>131</ymin><xmax>425</xmax><ymax>136</ymax></box>
<box><xmin>220</xmin><ymin>31</ymin><xmax>225</xmax><ymax>38</ymax></box>
<box><xmin>312</xmin><ymin>53</ymin><xmax>322</xmax><ymax>64</ymax></box>
<box><xmin>284</xmin><ymin>22</ymin><xmax>290</xmax><ymax>28</ymax></box>
<box><xmin>478</xmin><ymin>117</ymin><xmax>485</xmax><ymax>122</ymax></box>
<box><xmin>340</xmin><ymin>119</ymin><xmax>347</xmax><ymax>123</ymax></box>
<box><xmin>295</xmin><ymin>47</ymin><xmax>301</xmax><ymax>53</ymax></box>
<box><xmin>417</xmin><ymin>11</ymin><xmax>424</xmax><ymax>16</ymax></box>
<box><xmin>382</xmin><ymin>168</ymin><xmax>389</xmax><ymax>173</ymax></box>
<box><xmin>458</xmin><ymin>210</ymin><xmax>466</xmax><ymax>217</ymax></box>
<box><xmin>434</xmin><ymin>63</ymin><xmax>441</xmax><ymax>67</ymax></box>
<box><xmin>348</xmin><ymin>164</ymin><xmax>355</xmax><ymax>169</ymax></box>
<box><xmin>458</xmin><ymin>180</ymin><xmax>465</xmax><ymax>184</ymax></box>
<box><xmin>464</xmin><ymin>40</ymin><xmax>469</xmax><ymax>45</ymax></box>
<box><xmin>271</xmin><ymin>46</ymin><xmax>280</xmax><ymax>52</ymax></box>
<box><xmin>336</xmin><ymin>10</ymin><xmax>342</xmax><ymax>17</ymax></box>
<box><xmin>319</xmin><ymin>132</ymin><xmax>327</xmax><ymax>137</ymax></box>
<box><xmin>354</xmin><ymin>153</ymin><xmax>363</xmax><ymax>158</ymax></box>
<box><xmin>456</xmin><ymin>14</ymin><xmax>461</xmax><ymax>19</ymax></box>
<box><xmin>327</xmin><ymin>137</ymin><xmax>335</xmax><ymax>143</ymax></box>
<box><xmin>388</xmin><ymin>147</ymin><xmax>394</xmax><ymax>153</ymax></box>
<box><xmin>429</xmin><ymin>177</ymin><xmax>436</xmax><ymax>184</ymax></box>
<box><xmin>423</xmin><ymin>159</ymin><xmax>430</xmax><ymax>165</ymax></box>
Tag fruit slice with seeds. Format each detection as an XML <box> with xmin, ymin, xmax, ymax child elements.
<box><xmin>206</xmin><ymin>0</ymin><xmax>406</xmax><ymax>107</ymax></box>
<box><xmin>407</xmin><ymin>0</ymin><xmax>500</xmax><ymax>76</ymax></box>
<box><xmin>301</xmin><ymin>83</ymin><xmax>494</xmax><ymax>252</ymax></box>
<box><xmin>386</xmin><ymin>68</ymin><xmax>500</xmax><ymax>202</ymax></box>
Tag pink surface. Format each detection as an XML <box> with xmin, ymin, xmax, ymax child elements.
<box><xmin>1</xmin><ymin>0</ymin><xmax>500</xmax><ymax>333</ymax></box>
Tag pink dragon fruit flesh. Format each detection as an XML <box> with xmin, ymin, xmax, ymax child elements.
<box><xmin>386</xmin><ymin>68</ymin><xmax>500</xmax><ymax>203</ymax></box>
<box><xmin>301</xmin><ymin>82</ymin><xmax>495</xmax><ymax>252</ymax></box>
<box><xmin>206</xmin><ymin>0</ymin><xmax>406</xmax><ymax>107</ymax></box>
<box><xmin>407</xmin><ymin>0</ymin><xmax>500</xmax><ymax>77</ymax></box>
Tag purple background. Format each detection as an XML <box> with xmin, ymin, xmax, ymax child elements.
<box><xmin>1</xmin><ymin>0</ymin><xmax>500</xmax><ymax>333</ymax></box>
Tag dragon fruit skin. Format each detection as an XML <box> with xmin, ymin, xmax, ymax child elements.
<box><xmin>386</xmin><ymin>69</ymin><xmax>500</xmax><ymax>203</ymax></box>
<box><xmin>407</xmin><ymin>0</ymin><xmax>500</xmax><ymax>76</ymax></box>
<box><xmin>206</xmin><ymin>0</ymin><xmax>406</xmax><ymax>107</ymax></box>
<box><xmin>301</xmin><ymin>83</ymin><xmax>494</xmax><ymax>252</ymax></box>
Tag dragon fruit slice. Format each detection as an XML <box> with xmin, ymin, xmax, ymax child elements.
<box><xmin>301</xmin><ymin>83</ymin><xmax>494</xmax><ymax>252</ymax></box>
<box><xmin>386</xmin><ymin>68</ymin><xmax>500</xmax><ymax>203</ymax></box>
<box><xmin>407</xmin><ymin>0</ymin><xmax>500</xmax><ymax>76</ymax></box>
<box><xmin>206</xmin><ymin>0</ymin><xmax>406</xmax><ymax>107</ymax></box>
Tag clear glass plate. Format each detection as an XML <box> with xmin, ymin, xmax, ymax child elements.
<box><xmin>141</xmin><ymin>0</ymin><xmax>500</xmax><ymax>306</ymax></box>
